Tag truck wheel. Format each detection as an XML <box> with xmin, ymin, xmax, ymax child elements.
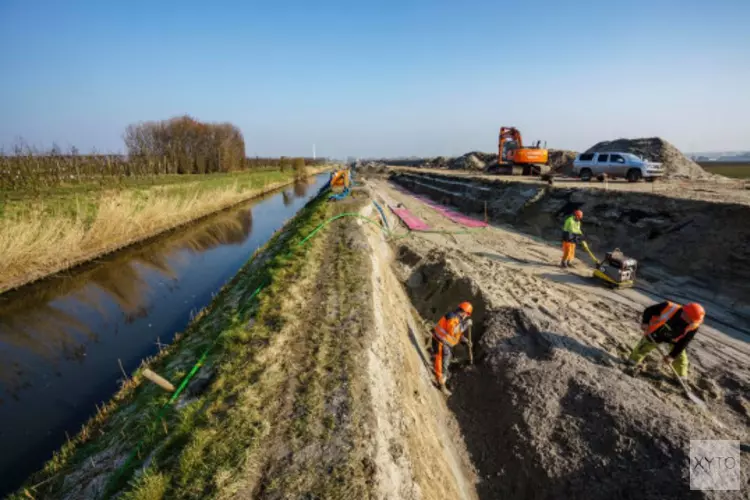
<box><xmin>580</xmin><ymin>168</ymin><xmax>593</xmax><ymax>182</ymax></box>
<box><xmin>626</xmin><ymin>169</ymin><xmax>642</xmax><ymax>183</ymax></box>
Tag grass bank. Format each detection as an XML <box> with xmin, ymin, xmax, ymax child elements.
<box><xmin>0</xmin><ymin>167</ymin><xmax>328</xmax><ymax>294</ymax></box>
<box><xmin>12</xmin><ymin>191</ymin><xmax>377</xmax><ymax>499</ymax></box>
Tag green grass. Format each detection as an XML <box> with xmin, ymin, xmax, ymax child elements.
<box><xmin>10</xmin><ymin>192</ymin><xmax>335</xmax><ymax>499</ymax></box>
<box><xmin>698</xmin><ymin>162</ymin><xmax>750</xmax><ymax>179</ymax></box>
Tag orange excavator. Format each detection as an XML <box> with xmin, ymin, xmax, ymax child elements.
<box><xmin>493</xmin><ymin>126</ymin><xmax>550</xmax><ymax>176</ymax></box>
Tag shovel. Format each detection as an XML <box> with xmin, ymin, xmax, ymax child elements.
<box><xmin>648</xmin><ymin>335</ymin><xmax>706</xmax><ymax>408</ymax></box>
<box><xmin>462</xmin><ymin>324</ymin><xmax>478</xmax><ymax>373</ymax></box>
<box><xmin>467</xmin><ymin>324</ymin><xmax>474</xmax><ymax>366</ymax></box>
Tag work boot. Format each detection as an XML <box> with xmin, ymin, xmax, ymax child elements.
<box><xmin>560</xmin><ymin>261</ymin><xmax>568</xmax><ymax>268</ymax></box>
<box><xmin>624</xmin><ymin>360</ymin><xmax>642</xmax><ymax>377</ymax></box>
<box><xmin>439</xmin><ymin>383</ymin><xmax>452</xmax><ymax>396</ymax></box>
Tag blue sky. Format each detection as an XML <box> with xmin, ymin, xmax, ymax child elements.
<box><xmin>1</xmin><ymin>0</ymin><xmax>748</xmax><ymax>157</ymax></box>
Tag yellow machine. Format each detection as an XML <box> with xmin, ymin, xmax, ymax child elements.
<box><xmin>581</xmin><ymin>242</ymin><xmax>637</xmax><ymax>288</ymax></box>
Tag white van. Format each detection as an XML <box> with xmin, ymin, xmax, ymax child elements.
<box><xmin>572</xmin><ymin>152</ymin><xmax>665</xmax><ymax>182</ymax></box>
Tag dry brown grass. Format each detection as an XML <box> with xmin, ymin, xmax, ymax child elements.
<box><xmin>0</xmin><ymin>172</ymin><xmax>324</xmax><ymax>294</ymax></box>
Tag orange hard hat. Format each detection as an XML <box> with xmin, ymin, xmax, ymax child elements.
<box><xmin>681</xmin><ymin>303</ymin><xmax>705</xmax><ymax>324</ymax></box>
<box><xmin>574</xmin><ymin>209</ymin><xmax>583</xmax><ymax>220</ymax></box>
<box><xmin>458</xmin><ymin>302</ymin><xmax>473</xmax><ymax>316</ymax></box>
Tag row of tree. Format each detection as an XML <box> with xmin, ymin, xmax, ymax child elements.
<box><xmin>1</xmin><ymin>116</ymin><xmax>328</xmax><ymax>191</ymax></box>
<box><xmin>123</xmin><ymin>116</ymin><xmax>246</xmax><ymax>174</ymax></box>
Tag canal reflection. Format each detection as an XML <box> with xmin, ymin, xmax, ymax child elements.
<box><xmin>0</xmin><ymin>208</ymin><xmax>253</xmax><ymax>398</ymax></box>
<box><xmin>0</xmin><ymin>173</ymin><xmax>328</xmax><ymax>497</ymax></box>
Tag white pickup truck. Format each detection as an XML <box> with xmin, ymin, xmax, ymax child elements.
<box><xmin>572</xmin><ymin>152</ymin><xmax>665</xmax><ymax>182</ymax></box>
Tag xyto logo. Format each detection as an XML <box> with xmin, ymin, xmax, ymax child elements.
<box><xmin>689</xmin><ymin>440</ymin><xmax>741</xmax><ymax>491</ymax></box>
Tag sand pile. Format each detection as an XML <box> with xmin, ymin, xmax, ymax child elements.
<box><xmin>398</xmin><ymin>245</ymin><xmax>739</xmax><ymax>499</ymax></box>
<box><xmin>416</xmin><ymin>152</ymin><xmax>498</xmax><ymax>171</ymax></box>
<box><xmin>548</xmin><ymin>149</ymin><xmax>578</xmax><ymax>175</ymax></box>
<box><xmin>584</xmin><ymin>137</ymin><xmax>710</xmax><ymax>179</ymax></box>
<box><xmin>356</xmin><ymin>160</ymin><xmax>389</xmax><ymax>174</ymax></box>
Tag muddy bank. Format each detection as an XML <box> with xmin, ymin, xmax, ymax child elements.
<box><xmin>391</xmin><ymin>171</ymin><xmax>750</xmax><ymax>308</ymax></box>
<box><xmin>394</xmin><ymin>242</ymin><xmax>746</xmax><ymax>499</ymax></box>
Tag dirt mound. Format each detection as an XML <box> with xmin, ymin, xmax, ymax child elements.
<box><xmin>469</xmin><ymin>306</ymin><xmax>721</xmax><ymax>499</ymax></box>
<box><xmin>419</xmin><ymin>152</ymin><xmax>497</xmax><ymax>171</ymax></box>
<box><xmin>450</xmin><ymin>152</ymin><xmax>497</xmax><ymax>171</ymax></box>
<box><xmin>397</xmin><ymin>246</ymin><xmax>734</xmax><ymax>499</ymax></box>
<box><xmin>389</xmin><ymin>152</ymin><xmax>500</xmax><ymax>171</ymax></box>
<box><xmin>356</xmin><ymin>160</ymin><xmax>389</xmax><ymax>174</ymax></box>
<box><xmin>548</xmin><ymin>149</ymin><xmax>577</xmax><ymax>175</ymax></box>
<box><xmin>584</xmin><ymin>137</ymin><xmax>710</xmax><ymax>179</ymax></box>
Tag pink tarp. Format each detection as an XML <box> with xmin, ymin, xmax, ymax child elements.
<box><xmin>391</xmin><ymin>207</ymin><xmax>430</xmax><ymax>231</ymax></box>
<box><xmin>394</xmin><ymin>187</ymin><xmax>488</xmax><ymax>228</ymax></box>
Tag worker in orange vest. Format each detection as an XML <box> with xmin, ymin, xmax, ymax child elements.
<box><xmin>561</xmin><ymin>209</ymin><xmax>584</xmax><ymax>268</ymax></box>
<box><xmin>627</xmin><ymin>301</ymin><xmax>705</xmax><ymax>378</ymax></box>
<box><xmin>432</xmin><ymin>302</ymin><xmax>473</xmax><ymax>393</ymax></box>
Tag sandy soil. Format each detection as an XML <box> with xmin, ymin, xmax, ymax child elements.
<box><xmin>368</xmin><ymin>177</ymin><xmax>749</xmax><ymax>498</ymax></box>
<box><xmin>360</xmin><ymin>201</ymin><xmax>477</xmax><ymax>500</ymax></box>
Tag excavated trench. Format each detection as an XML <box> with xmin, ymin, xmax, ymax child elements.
<box><xmin>395</xmin><ymin>243</ymin><xmax>723</xmax><ymax>499</ymax></box>
<box><xmin>391</xmin><ymin>171</ymin><xmax>750</xmax><ymax>310</ymax></box>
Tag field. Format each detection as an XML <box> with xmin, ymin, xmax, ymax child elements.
<box><xmin>0</xmin><ymin>167</ymin><xmax>327</xmax><ymax>294</ymax></box>
<box><xmin>0</xmin><ymin>152</ymin><xmax>326</xmax><ymax>192</ymax></box>
<box><xmin>698</xmin><ymin>161</ymin><xmax>750</xmax><ymax>178</ymax></box>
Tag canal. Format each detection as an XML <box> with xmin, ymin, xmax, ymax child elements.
<box><xmin>0</xmin><ymin>174</ymin><xmax>328</xmax><ymax>496</ymax></box>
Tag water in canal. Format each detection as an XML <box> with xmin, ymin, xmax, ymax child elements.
<box><xmin>0</xmin><ymin>174</ymin><xmax>328</xmax><ymax>495</ymax></box>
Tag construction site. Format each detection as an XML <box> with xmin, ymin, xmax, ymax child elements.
<box><xmin>10</xmin><ymin>149</ymin><xmax>748</xmax><ymax>499</ymax></box>
<box><xmin>5</xmin><ymin>0</ymin><xmax>750</xmax><ymax>494</ymax></box>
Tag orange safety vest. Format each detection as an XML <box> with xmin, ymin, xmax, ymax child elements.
<box><xmin>434</xmin><ymin>314</ymin><xmax>463</xmax><ymax>347</ymax></box>
<box><xmin>645</xmin><ymin>301</ymin><xmax>701</xmax><ymax>342</ymax></box>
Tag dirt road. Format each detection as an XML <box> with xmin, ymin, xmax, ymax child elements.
<box><xmin>369</xmin><ymin>177</ymin><xmax>749</xmax><ymax>498</ymax></box>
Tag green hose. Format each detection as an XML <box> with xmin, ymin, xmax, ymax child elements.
<box><xmin>297</xmin><ymin>212</ymin><xmax>390</xmax><ymax>246</ymax></box>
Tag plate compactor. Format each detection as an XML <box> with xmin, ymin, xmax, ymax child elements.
<box><xmin>581</xmin><ymin>242</ymin><xmax>637</xmax><ymax>288</ymax></box>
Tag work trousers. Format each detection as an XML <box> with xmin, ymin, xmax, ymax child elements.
<box><xmin>628</xmin><ymin>336</ymin><xmax>689</xmax><ymax>377</ymax></box>
<box><xmin>431</xmin><ymin>337</ymin><xmax>453</xmax><ymax>384</ymax></box>
<box><xmin>561</xmin><ymin>241</ymin><xmax>576</xmax><ymax>263</ymax></box>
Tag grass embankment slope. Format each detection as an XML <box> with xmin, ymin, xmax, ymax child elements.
<box><xmin>13</xmin><ymin>192</ymin><xmax>377</xmax><ymax>499</ymax></box>
<box><xmin>0</xmin><ymin>167</ymin><xmax>327</xmax><ymax>294</ymax></box>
